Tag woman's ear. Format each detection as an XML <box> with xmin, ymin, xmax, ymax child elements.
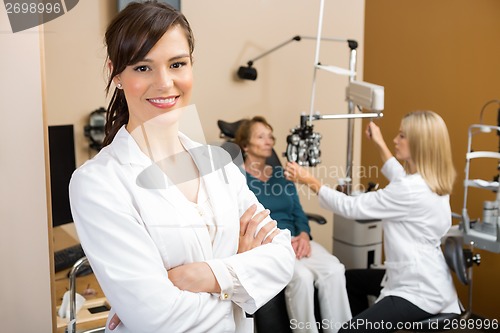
<box><xmin>108</xmin><ymin>60</ymin><xmax>121</xmax><ymax>86</ymax></box>
<box><xmin>107</xmin><ymin>60</ymin><xmax>114</xmax><ymax>76</ymax></box>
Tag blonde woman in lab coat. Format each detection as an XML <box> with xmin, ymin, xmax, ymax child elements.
<box><xmin>69</xmin><ymin>2</ymin><xmax>294</xmax><ymax>333</ymax></box>
<box><xmin>285</xmin><ymin>111</ymin><xmax>460</xmax><ymax>332</ymax></box>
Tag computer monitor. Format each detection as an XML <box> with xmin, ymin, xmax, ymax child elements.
<box><xmin>48</xmin><ymin>125</ymin><xmax>76</xmax><ymax>227</ymax></box>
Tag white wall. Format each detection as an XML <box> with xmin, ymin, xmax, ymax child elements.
<box><xmin>0</xmin><ymin>11</ymin><xmax>53</xmax><ymax>333</ymax></box>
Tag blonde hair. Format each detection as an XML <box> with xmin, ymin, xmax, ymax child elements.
<box><xmin>401</xmin><ymin>111</ymin><xmax>456</xmax><ymax>195</ymax></box>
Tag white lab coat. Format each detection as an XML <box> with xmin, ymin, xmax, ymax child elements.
<box><xmin>69</xmin><ymin>127</ymin><xmax>295</xmax><ymax>333</ymax></box>
<box><xmin>318</xmin><ymin>157</ymin><xmax>460</xmax><ymax>315</ymax></box>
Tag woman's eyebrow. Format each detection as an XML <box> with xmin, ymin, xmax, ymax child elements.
<box><xmin>139</xmin><ymin>54</ymin><xmax>191</xmax><ymax>63</ymax></box>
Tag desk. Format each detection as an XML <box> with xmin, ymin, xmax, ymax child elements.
<box><xmin>54</xmin><ymin>224</ymin><xmax>109</xmax><ymax>333</ymax></box>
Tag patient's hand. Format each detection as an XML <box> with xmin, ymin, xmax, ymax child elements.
<box><xmin>291</xmin><ymin>232</ymin><xmax>312</xmax><ymax>259</ymax></box>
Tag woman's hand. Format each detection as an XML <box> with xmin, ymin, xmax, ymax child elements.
<box><xmin>366</xmin><ymin>121</ymin><xmax>392</xmax><ymax>163</ymax></box>
<box><xmin>108</xmin><ymin>205</ymin><xmax>279</xmax><ymax>331</ymax></box>
<box><xmin>365</xmin><ymin>121</ymin><xmax>384</xmax><ymax>145</ymax></box>
<box><xmin>285</xmin><ymin>162</ymin><xmax>322</xmax><ymax>194</ymax></box>
<box><xmin>108</xmin><ymin>262</ymin><xmax>221</xmax><ymax>330</ymax></box>
<box><xmin>108</xmin><ymin>314</ymin><xmax>120</xmax><ymax>330</ymax></box>
<box><xmin>168</xmin><ymin>262</ymin><xmax>220</xmax><ymax>293</ymax></box>
<box><xmin>291</xmin><ymin>232</ymin><xmax>312</xmax><ymax>259</ymax></box>
<box><xmin>238</xmin><ymin>204</ymin><xmax>279</xmax><ymax>253</ymax></box>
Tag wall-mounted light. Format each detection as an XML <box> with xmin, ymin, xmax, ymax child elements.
<box><xmin>236</xmin><ymin>35</ymin><xmax>357</xmax><ymax>81</ymax></box>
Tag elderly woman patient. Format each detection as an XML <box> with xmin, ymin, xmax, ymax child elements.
<box><xmin>235</xmin><ymin>116</ymin><xmax>352</xmax><ymax>333</ymax></box>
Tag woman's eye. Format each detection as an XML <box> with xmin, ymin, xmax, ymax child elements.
<box><xmin>171</xmin><ymin>61</ymin><xmax>187</xmax><ymax>69</ymax></box>
<box><xmin>134</xmin><ymin>65</ymin><xmax>150</xmax><ymax>72</ymax></box>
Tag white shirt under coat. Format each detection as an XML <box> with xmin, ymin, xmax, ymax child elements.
<box><xmin>69</xmin><ymin>126</ymin><xmax>295</xmax><ymax>333</ymax></box>
<box><xmin>318</xmin><ymin>157</ymin><xmax>460</xmax><ymax>315</ymax></box>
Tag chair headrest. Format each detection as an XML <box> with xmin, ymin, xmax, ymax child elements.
<box><xmin>443</xmin><ymin>236</ymin><xmax>468</xmax><ymax>286</ymax></box>
<box><xmin>217</xmin><ymin>119</ymin><xmax>245</xmax><ymax>139</ymax></box>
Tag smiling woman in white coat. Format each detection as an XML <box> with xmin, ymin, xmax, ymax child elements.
<box><xmin>68</xmin><ymin>2</ymin><xmax>294</xmax><ymax>333</ymax></box>
<box><xmin>285</xmin><ymin>111</ymin><xmax>460</xmax><ymax>333</ymax></box>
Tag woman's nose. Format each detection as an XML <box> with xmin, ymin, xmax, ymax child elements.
<box><xmin>155</xmin><ymin>69</ymin><xmax>174</xmax><ymax>89</ymax></box>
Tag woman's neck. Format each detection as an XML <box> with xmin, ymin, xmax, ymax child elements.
<box><xmin>407</xmin><ymin>160</ymin><xmax>417</xmax><ymax>174</ymax></box>
<box><xmin>128</xmin><ymin>122</ymin><xmax>184</xmax><ymax>161</ymax></box>
<box><xmin>244</xmin><ymin>155</ymin><xmax>272</xmax><ymax>181</ymax></box>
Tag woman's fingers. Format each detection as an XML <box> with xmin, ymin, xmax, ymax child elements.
<box><xmin>263</xmin><ymin>228</ymin><xmax>280</xmax><ymax>245</ymax></box>
<box><xmin>239</xmin><ymin>204</ymin><xmax>257</xmax><ymax>236</ymax></box>
<box><xmin>285</xmin><ymin>162</ymin><xmax>298</xmax><ymax>181</ymax></box>
<box><xmin>108</xmin><ymin>313</ymin><xmax>121</xmax><ymax>330</ymax></box>
<box><xmin>238</xmin><ymin>207</ymin><xmax>273</xmax><ymax>253</ymax></box>
<box><xmin>244</xmin><ymin>208</ymin><xmax>270</xmax><ymax>237</ymax></box>
<box><xmin>254</xmin><ymin>220</ymin><xmax>277</xmax><ymax>244</ymax></box>
<box><xmin>365</xmin><ymin>122</ymin><xmax>373</xmax><ymax>139</ymax></box>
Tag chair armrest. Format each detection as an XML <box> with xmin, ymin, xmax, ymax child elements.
<box><xmin>306</xmin><ymin>213</ymin><xmax>327</xmax><ymax>225</ymax></box>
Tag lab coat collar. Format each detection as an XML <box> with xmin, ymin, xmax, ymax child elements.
<box><xmin>110</xmin><ymin>126</ymin><xmax>154</xmax><ymax>167</ymax></box>
<box><xmin>110</xmin><ymin>125</ymin><xmax>234</xmax><ymax>257</ymax></box>
<box><xmin>109</xmin><ymin>126</ymin><xmax>209</xmax><ymax>166</ymax></box>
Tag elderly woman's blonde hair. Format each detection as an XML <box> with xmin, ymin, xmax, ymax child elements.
<box><xmin>401</xmin><ymin>110</ymin><xmax>456</xmax><ymax>195</ymax></box>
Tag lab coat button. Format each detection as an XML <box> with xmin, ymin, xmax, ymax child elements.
<box><xmin>223</xmin><ymin>293</ymin><xmax>229</xmax><ymax>299</ymax></box>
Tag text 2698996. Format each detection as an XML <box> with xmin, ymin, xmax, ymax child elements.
<box><xmin>5</xmin><ymin>2</ymin><xmax>61</xmax><ymax>14</ymax></box>
<box><xmin>443</xmin><ymin>318</ymin><xmax>498</xmax><ymax>330</ymax></box>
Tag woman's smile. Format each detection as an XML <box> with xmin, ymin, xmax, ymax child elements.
<box><xmin>147</xmin><ymin>96</ymin><xmax>179</xmax><ymax>108</ymax></box>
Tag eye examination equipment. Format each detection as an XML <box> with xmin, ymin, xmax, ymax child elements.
<box><xmin>460</xmin><ymin>99</ymin><xmax>500</xmax><ymax>253</ymax></box>
<box><xmin>285</xmin><ymin>79</ymin><xmax>384</xmax><ymax>168</ymax></box>
<box><xmin>282</xmin><ymin>0</ymin><xmax>384</xmax><ymax>193</ymax></box>
<box><xmin>84</xmin><ymin>107</ymin><xmax>106</xmax><ymax>151</ymax></box>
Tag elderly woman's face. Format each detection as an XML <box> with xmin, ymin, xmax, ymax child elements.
<box><xmin>245</xmin><ymin>122</ymin><xmax>275</xmax><ymax>159</ymax></box>
<box><xmin>113</xmin><ymin>25</ymin><xmax>193</xmax><ymax>130</ymax></box>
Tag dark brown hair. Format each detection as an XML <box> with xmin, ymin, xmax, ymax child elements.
<box><xmin>102</xmin><ymin>0</ymin><xmax>195</xmax><ymax>146</ymax></box>
<box><xmin>234</xmin><ymin>116</ymin><xmax>274</xmax><ymax>150</ymax></box>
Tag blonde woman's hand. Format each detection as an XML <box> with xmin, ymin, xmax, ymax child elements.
<box><xmin>365</xmin><ymin>121</ymin><xmax>384</xmax><ymax>146</ymax></box>
<box><xmin>366</xmin><ymin>121</ymin><xmax>393</xmax><ymax>163</ymax></box>
<box><xmin>238</xmin><ymin>204</ymin><xmax>279</xmax><ymax>253</ymax></box>
<box><xmin>285</xmin><ymin>162</ymin><xmax>322</xmax><ymax>194</ymax></box>
<box><xmin>285</xmin><ymin>162</ymin><xmax>309</xmax><ymax>183</ymax></box>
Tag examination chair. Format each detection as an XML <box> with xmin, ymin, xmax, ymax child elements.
<box><xmin>406</xmin><ymin>234</ymin><xmax>480</xmax><ymax>332</ymax></box>
<box><xmin>217</xmin><ymin>119</ymin><xmax>326</xmax><ymax>333</ymax></box>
